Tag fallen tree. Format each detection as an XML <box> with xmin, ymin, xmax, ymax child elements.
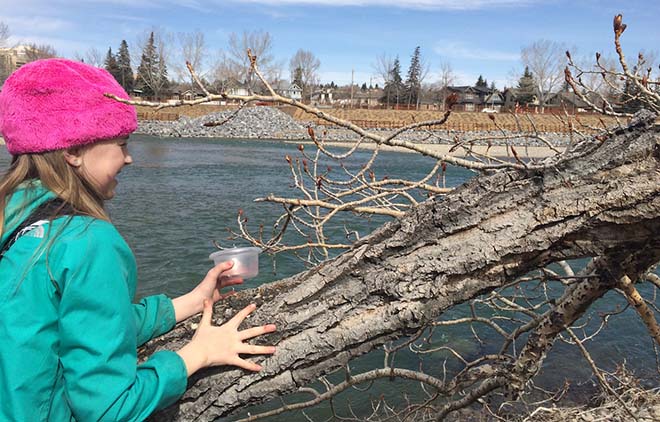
<box><xmin>138</xmin><ymin>110</ymin><xmax>660</xmax><ymax>420</ymax></box>
<box><xmin>126</xmin><ymin>14</ymin><xmax>660</xmax><ymax>421</ymax></box>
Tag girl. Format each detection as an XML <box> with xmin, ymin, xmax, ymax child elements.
<box><xmin>0</xmin><ymin>58</ymin><xmax>276</xmax><ymax>421</ymax></box>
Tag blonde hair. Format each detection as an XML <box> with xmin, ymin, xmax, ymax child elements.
<box><xmin>0</xmin><ymin>150</ymin><xmax>109</xmax><ymax>236</ymax></box>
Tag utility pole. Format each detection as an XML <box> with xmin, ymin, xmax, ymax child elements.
<box><xmin>368</xmin><ymin>76</ymin><xmax>372</xmax><ymax>109</ymax></box>
<box><xmin>350</xmin><ymin>69</ymin><xmax>354</xmax><ymax>109</ymax></box>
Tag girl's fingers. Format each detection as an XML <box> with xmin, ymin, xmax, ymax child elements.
<box><xmin>239</xmin><ymin>324</ymin><xmax>277</xmax><ymax>341</ymax></box>
<box><xmin>218</xmin><ymin>277</ymin><xmax>243</xmax><ymax>289</ymax></box>
<box><xmin>200</xmin><ymin>299</ymin><xmax>213</xmax><ymax>326</ymax></box>
<box><xmin>238</xmin><ymin>344</ymin><xmax>277</xmax><ymax>355</ymax></box>
<box><xmin>209</xmin><ymin>260</ymin><xmax>234</xmax><ymax>279</ymax></box>
<box><xmin>229</xmin><ymin>303</ymin><xmax>257</xmax><ymax>327</ymax></box>
<box><xmin>231</xmin><ymin>357</ymin><xmax>262</xmax><ymax>372</ymax></box>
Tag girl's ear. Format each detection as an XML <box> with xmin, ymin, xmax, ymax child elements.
<box><xmin>63</xmin><ymin>148</ymin><xmax>83</xmax><ymax>168</ymax></box>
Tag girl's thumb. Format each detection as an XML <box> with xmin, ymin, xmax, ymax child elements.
<box><xmin>200</xmin><ymin>299</ymin><xmax>213</xmax><ymax>326</ymax></box>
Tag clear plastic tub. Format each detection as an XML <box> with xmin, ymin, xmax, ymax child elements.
<box><xmin>209</xmin><ymin>247</ymin><xmax>261</xmax><ymax>280</ymax></box>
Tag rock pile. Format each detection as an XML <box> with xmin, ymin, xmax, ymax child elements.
<box><xmin>137</xmin><ymin>107</ymin><xmax>307</xmax><ymax>139</ymax></box>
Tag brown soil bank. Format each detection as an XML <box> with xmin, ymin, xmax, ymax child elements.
<box><xmin>281</xmin><ymin>106</ymin><xmax>623</xmax><ymax>133</ymax></box>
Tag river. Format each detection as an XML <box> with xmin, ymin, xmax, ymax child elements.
<box><xmin>1</xmin><ymin>134</ymin><xmax>656</xmax><ymax>419</ymax></box>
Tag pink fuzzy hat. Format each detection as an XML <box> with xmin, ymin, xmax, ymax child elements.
<box><xmin>0</xmin><ymin>58</ymin><xmax>137</xmax><ymax>155</ymax></box>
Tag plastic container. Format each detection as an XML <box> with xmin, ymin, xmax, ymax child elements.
<box><xmin>209</xmin><ymin>247</ymin><xmax>261</xmax><ymax>280</ymax></box>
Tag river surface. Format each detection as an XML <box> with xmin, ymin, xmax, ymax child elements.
<box><xmin>1</xmin><ymin>135</ymin><xmax>657</xmax><ymax>419</ymax></box>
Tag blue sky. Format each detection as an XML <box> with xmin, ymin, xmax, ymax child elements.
<box><xmin>1</xmin><ymin>0</ymin><xmax>658</xmax><ymax>88</ymax></box>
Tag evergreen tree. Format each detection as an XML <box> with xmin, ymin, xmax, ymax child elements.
<box><xmin>475</xmin><ymin>75</ymin><xmax>488</xmax><ymax>88</ymax></box>
<box><xmin>490</xmin><ymin>81</ymin><xmax>496</xmax><ymax>90</ymax></box>
<box><xmin>516</xmin><ymin>66</ymin><xmax>536</xmax><ymax>105</ymax></box>
<box><xmin>622</xmin><ymin>66</ymin><xmax>643</xmax><ymax>113</ymax></box>
<box><xmin>116</xmin><ymin>40</ymin><xmax>133</xmax><ymax>93</ymax></box>
<box><xmin>136</xmin><ymin>32</ymin><xmax>168</xmax><ymax>98</ymax></box>
<box><xmin>104</xmin><ymin>48</ymin><xmax>122</xmax><ymax>84</ymax></box>
<box><xmin>404</xmin><ymin>46</ymin><xmax>422</xmax><ymax>108</ymax></box>
<box><xmin>292</xmin><ymin>66</ymin><xmax>304</xmax><ymax>88</ymax></box>
<box><xmin>361</xmin><ymin>82</ymin><xmax>367</xmax><ymax>91</ymax></box>
<box><xmin>381</xmin><ymin>57</ymin><xmax>403</xmax><ymax>107</ymax></box>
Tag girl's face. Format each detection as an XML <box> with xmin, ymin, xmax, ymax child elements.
<box><xmin>66</xmin><ymin>137</ymin><xmax>133</xmax><ymax>200</ymax></box>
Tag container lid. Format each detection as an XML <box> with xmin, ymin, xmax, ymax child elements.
<box><xmin>209</xmin><ymin>247</ymin><xmax>262</xmax><ymax>260</ymax></box>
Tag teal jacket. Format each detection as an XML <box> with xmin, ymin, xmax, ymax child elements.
<box><xmin>0</xmin><ymin>180</ymin><xmax>187</xmax><ymax>421</ymax></box>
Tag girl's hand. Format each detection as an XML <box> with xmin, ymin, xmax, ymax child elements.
<box><xmin>192</xmin><ymin>260</ymin><xmax>243</xmax><ymax>303</ymax></box>
<box><xmin>173</xmin><ymin>261</ymin><xmax>242</xmax><ymax>322</ymax></box>
<box><xmin>177</xmin><ymin>300</ymin><xmax>277</xmax><ymax>375</ymax></box>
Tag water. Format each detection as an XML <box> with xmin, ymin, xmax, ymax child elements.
<box><xmin>1</xmin><ymin>135</ymin><xmax>657</xmax><ymax>418</ymax></box>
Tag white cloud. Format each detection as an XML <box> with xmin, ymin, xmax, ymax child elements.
<box><xmin>2</xmin><ymin>16</ymin><xmax>72</xmax><ymax>34</ymax></box>
<box><xmin>434</xmin><ymin>40</ymin><xmax>519</xmax><ymax>61</ymax></box>
<box><xmin>227</xmin><ymin>0</ymin><xmax>536</xmax><ymax>10</ymax></box>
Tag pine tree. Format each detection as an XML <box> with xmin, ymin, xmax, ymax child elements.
<box><xmin>382</xmin><ymin>57</ymin><xmax>403</xmax><ymax>107</ymax></box>
<box><xmin>292</xmin><ymin>66</ymin><xmax>304</xmax><ymax>88</ymax></box>
<box><xmin>516</xmin><ymin>66</ymin><xmax>536</xmax><ymax>105</ymax></box>
<box><xmin>116</xmin><ymin>40</ymin><xmax>133</xmax><ymax>93</ymax></box>
<box><xmin>475</xmin><ymin>75</ymin><xmax>488</xmax><ymax>88</ymax></box>
<box><xmin>361</xmin><ymin>82</ymin><xmax>367</xmax><ymax>91</ymax></box>
<box><xmin>104</xmin><ymin>48</ymin><xmax>122</xmax><ymax>84</ymax></box>
<box><xmin>404</xmin><ymin>46</ymin><xmax>422</xmax><ymax>108</ymax></box>
<box><xmin>622</xmin><ymin>66</ymin><xmax>643</xmax><ymax>113</ymax></box>
<box><xmin>136</xmin><ymin>32</ymin><xmax>168</xmax><ymax>99</ymax></box>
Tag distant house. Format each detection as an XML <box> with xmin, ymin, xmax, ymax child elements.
<box><xmin>170</xmin><ymin>89</ymin><xmax>205</xmax><ymax>101</ymax></box>
<box><xmin>0</xmin><ymin>45</ymin><xmax>31</xmax><ymax>87</ymax></box>
<box><xmin>483</xmin><ymin>91</ymin><xmax>505</xmax><ymax>111</ymax></box>
<box><xmin>545</xmin><ymin>90</ymin><xmax>594</xmax><ymax>113</ymax></box>
<box><xmin>328</xmin><ymin>87</ymin><xmax>386</xmax><ymax>108</ymax></box>
<box><xmin>226</xmin><ymin>83</ymin><xmax>250</xmax><ymax>97</ymax></box>
<box><xmin>351</xmin><ymin>88</ymin><xmax>383</xmax><ymax>108</ymax></box>
<box><xmin>311</xmin><ymin>87</ymin><xmax>334</xmax><ymax>105</ymax></box>
<box><xmin>273</xmin><ymin>82</ymin><xmax>302</xmax><ymax>101</ymax></box>
<box><xmin>439</xmin><ymin>85</ymin><xmax>502</xmax><ymax>112</ymax></box>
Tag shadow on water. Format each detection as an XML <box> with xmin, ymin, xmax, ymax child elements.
<box><xmin>1</xmin><ymin>134</ymin><xmax>657</xmax><ymax>419</ymax></box>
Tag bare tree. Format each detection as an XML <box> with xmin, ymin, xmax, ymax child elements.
<box><xmin>372</xmin><ymin>53</ymin><xmax>394</xmax><ymax>88</ymax></box>
<box><xmin>521</xmin><ymin>39</ymin><xmax>567</xmax><ymax>111</ymax></box>
<box><xmin>0</xmin><ymin>21</ymin><xmax>9</xmax><ymax>48</ymax></box>
<box><xmin>289</xmin><ymin>49</ymin><xmax>320</xmax><ymax>101</ymax></box>
<box><xmin>0</xmin><ymin>21</ymin><xmax>11</xmax><ymax>86</ymax></box>
<box><xmin>226</xmin><ymin>30</ymin><xmax>277</xmax><ymax>90</ymax></box>
<box><xmin>109</xmin><ymin>14</ymin><xmax>660</xmax><ymax>421</ymax></box>
<box><xmin>74</xmin><ymin>47</ymin><xmax>104</xmax><ymax>67</ymax></box>
<box><xmin>24</xmin><ymin>43</ymin><xmax>57</xmax><ymax>62</ymax></box>
<box><xmin>173</xmin><ymin>30</ymin><xmax>207</xmax><ymax>89</ymax></box>
<box><xmin>437</xmin><ymin>61</ymin><xmax>456</xmax><ymax>110</ymax></box>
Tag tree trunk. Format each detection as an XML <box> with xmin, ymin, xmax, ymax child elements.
<box><xmin>142</xmin><ymin>110</ymin><xmax>660</xmax><ymax>421</ymax></box>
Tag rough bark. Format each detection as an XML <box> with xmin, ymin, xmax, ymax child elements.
<box><xmin>142</xmin><ymin>110</ymin><xmax>660</xmax><ymax>421</ymax></box>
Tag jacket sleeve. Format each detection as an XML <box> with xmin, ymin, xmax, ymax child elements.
<box><xmin>55</xmin><ymin>220</ymin><xmax>187</xmax><ymax>421</ymax></box>
<box><xmin>133</xmin><ymin>295</ymin><xmax>177</xmax><ymax>346</ymax></box>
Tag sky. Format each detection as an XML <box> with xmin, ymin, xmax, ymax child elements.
<box><xmin>1</xmin><ymin>0</ymin><xmax>659</xmax><ymax>88</ymax></box>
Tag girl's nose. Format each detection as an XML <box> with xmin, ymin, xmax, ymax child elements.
<box><xmin>124</xmin><ymin>154</ymin><xmax>133</xmax><ymax>165</ymax></box>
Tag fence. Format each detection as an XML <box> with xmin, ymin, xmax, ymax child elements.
<box><xmin>310</xmin><ymin>118</ymin><xmax>579</xmax><ymax>133</ymax></box>
<box><xmin>136</xmin><ymin>111</ymin><xmax>180</xmax><ymax>121</ymax></box>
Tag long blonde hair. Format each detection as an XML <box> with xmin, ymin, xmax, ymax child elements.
<box><xmin>0</xmin><ymin>150</ymin><xmax>109</xmax><ymax>236</ymax></box>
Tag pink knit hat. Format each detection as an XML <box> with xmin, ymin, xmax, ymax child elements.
<box><xmin>0</xmin><ymin>58</ymin><xmax>137</xmax><ymax>155</ymax></box>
